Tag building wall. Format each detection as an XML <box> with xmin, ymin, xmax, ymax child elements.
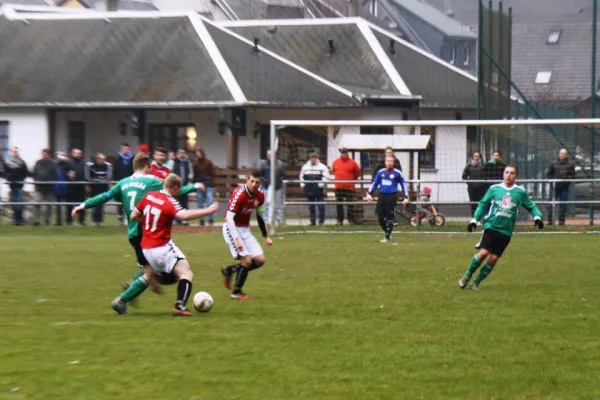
<box><xmin>52</xmin><ymin>107</ymin><xmax>470</xmax><ymax>200</ymax></box>
<box><xmin>0</xmin><ymin>109</ymin><xmax>49</xmax><ymax>168</ymax></box>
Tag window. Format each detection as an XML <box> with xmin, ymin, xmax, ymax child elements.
<box><xmin>418</xmin><ymin>126</ymin><xmax>436</xmax><ymax>169</ymax></box>
<box><xmin>0</xmin><ymin>121</ymin><xmax>8</xmax><ymax>159</ymax></box>
<box><xmin>547</xmin><ymin>30</ymin><xmax>561</xmax><ymax>44</ymax></box>
<box><xmin>449</xmin><ymin>46</ymin><xmax>456</xmax><ymax>65</ymax></box>
<box><xmin>68</xmin><ymin>121</ymin><xmax>85</xmax><ymax>152</ymax></box>
<box><xmin>535</xmin><ymin>71</ymin><xmax>552</xmax><ymax>84</ymax></box>
<box><xmin>369</xmin><ymin>0</ymin><xmax>378</xmax><ymax>16</ymax></box>
<box><xmin>360</xmin><ymin>126</ymin><xmax>394</xmax><ymax>135</ymax></box>
<box><xmin>464</xmin><ymin>45</ymin><xmax>470</xmax><ymax>66</ymax></box>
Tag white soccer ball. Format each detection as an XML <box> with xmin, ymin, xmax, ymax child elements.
<box><xmin>192</xmin><ymin>291</ymin><xmax>214</xmax><ymax>313</ymax></box>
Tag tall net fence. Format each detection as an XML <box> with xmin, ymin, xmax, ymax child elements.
<box><xmin>269</xmin><ymin>119</ymin><xmax>600</xmax><ymax>234</ymax></box>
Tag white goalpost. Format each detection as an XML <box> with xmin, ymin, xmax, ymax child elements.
<box><xmin>268</xmin><ymin>118</ymin><xmax>600</xmax><ymax>235</ymax></box>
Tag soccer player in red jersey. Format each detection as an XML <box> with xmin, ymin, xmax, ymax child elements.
<box><xmin>150</xmin><ymin>146</ymin><xmax>170</xmax><ymax>182</ymax></box>
<box><xmin>111</xmin><ymin>174</ymin><xmax>219</xmax><ymax>316</ymax></box>
<box><xmin>221</xmin><ymin>170</ymin><xmax>273</xmax><ymax>300</ymax></box>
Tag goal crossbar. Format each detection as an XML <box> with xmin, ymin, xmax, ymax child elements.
<box><xmin>270</xmin><ymin>118</ymin><xmax>600</xmax><ymax>127</ymax></box>
<box><xmin>267</xmin><ymin>118</ymin><xmax>600</xmax><ymax>234</ymax></box>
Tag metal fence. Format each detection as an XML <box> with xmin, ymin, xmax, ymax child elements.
<box><xmin>1</xmin><ymin>178</ymin><xmax>600</xmax><ymax>227</ymax></box>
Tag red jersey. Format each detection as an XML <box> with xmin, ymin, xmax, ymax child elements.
<box><xmin>135</xmin><ymin>190</ymin><xmax>184</xmax><ymax>248</ymax></box>
<box><xmin>226</xmin><ymin>184</ymin><xmax>265</xmax><ymax>227</ymax></box>
<box><xmin>151</xmin><ymin>161</ymin><xmax>170</xmax><ymax>181</ymax></box>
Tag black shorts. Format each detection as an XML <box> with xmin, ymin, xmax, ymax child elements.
<box><xmin>375</xmin><ymin>193</ymin><xmax>398</xmax><ymax>217</ymax></box>
<box><xmin>476</xmin><ymin>229</ymin><xmax>511</xmax><ymax>257</ymax></box>
<box><xmin>128</xmin><ymin>235</ymin><xmax>149</xmax><ymax>267</ymax></box>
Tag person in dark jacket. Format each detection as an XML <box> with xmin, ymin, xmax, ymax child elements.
<box><xmin>483</xmin><ymin>151</ymin><xmax>507</xmax><ymax>189</ymax></box>
<box><xmin>66</xmin><ymin>148</ymin><xmax>87</xmax><ymax>226</ymax></box>
<box><xmin>299</xmin><ymin>152</ymin><xmax>330</xmax><ymax>225</ymax></box>
<box><xmin>546</xmin><ymin>148</ymin><xmax>576</xmax><ymax>225</ymax></box>
<box><xmin>54</xmin><ymin>151</ymin><xmax>70</xmax><ymax>226</ymax></box>
<box><xmin>260</xmin><ymin>149</ymin><xmax>285</xmax><ymax>225</ymax></box>
<box><xmin>173</xmin><ymin>149</ymin><xmax>191</xmax><ymax>225</ymax></box>
<box><xmin>371</xmin><ymin>147</ymin><xmax>402</xmax><ymax>179</ymax></box>
<box><xmin>462</xmin><ymin>152</ymin><xmax>486</xmax><ymax>214</ymax></box>
<box><xmin>192</xmin><ymin>147</ymin><xmax>214</xmax><ymax>226</ymax></box>
<box><xmin>4</xmin><ymin>146</ymin><xmax>29</xmax><ymax>225</ymax></box>
<box><xmin>32</xmin><ymin>148</ymin><xmax>57</xmax><ymax>226</ymax></box>
<box><xmin>113</xmin><ymin>143</ymin><xmax>134</xmax><ymax>225</ymax></box>
<box><xmin>85</xmin><ymin>152</ymin><xmax>113</xmax><ymax>226</ymax></box>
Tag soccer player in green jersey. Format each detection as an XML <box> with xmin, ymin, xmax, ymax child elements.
<box><xmin>71</xmin><ymin>153</ymin><xmax>203</xmax><ymax>298</ymax></box>
<box><xmin>458</xmin><ymin>165</ymin><xmax>544</xmax><ymax>290</ymax></box>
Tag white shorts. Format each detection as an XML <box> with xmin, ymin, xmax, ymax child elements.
<box><xmin>222</xmin><ymin>224</ymin><xmax>264</xmax><ymax>260</ymax></box>
<box><xmin>142</xmin><ymin>240</ymin><xmax>186</xmax><ymax>274</ymax></box>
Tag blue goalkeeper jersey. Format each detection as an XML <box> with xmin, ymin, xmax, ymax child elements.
<box><xmin>369</xmin><ymin>168</ymin><xmax>407</xmax><ymax>196</ymax></box>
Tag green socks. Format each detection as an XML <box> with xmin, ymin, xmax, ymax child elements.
<box><xmin>464</xmin><ymin>254</ymin><xmax>484</xmax><ymax>280</ymax></box>
<box><xmin>473</xmin><ymin>263</ymin><xmax>495</xmax><ymax>285</ymax></box>
<box><xmin>131</xmin><ymin>269</ymin><xmax>144</xmax><ymax>281</ymax></box>
<box><xmin>120</xmin><ymin>276</ymin><xmax>149</xmax><ymax>303</ymax></box>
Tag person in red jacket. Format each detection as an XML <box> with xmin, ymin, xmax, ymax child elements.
<box><xmin>150</xmin><ymin>146</ymin><xmax>170</xmax><ymax>182</ymax></box>
<box><xmin>331</xmin><ymin>148</ymin><xmax>361</xmax><ymax>225</ymax></box>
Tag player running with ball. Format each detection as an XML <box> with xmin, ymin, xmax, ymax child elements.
<box><xmin>459</xmin><ymin>165</ymin><xmax>543</xmax><ymax>290</ymax></box>
<box><xmin>112</xmin><ymin>174</ymin><xmax>219</xmax><ymax>316</ymax></box>
<box><xmin>221</xmin><ymin>170</ymin><xmax>273</xmax><ymax>300</ymax></box>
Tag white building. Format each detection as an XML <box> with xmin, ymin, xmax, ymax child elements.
<box><xmin>0</xmin><ymin>9</ymin><xmax>480</xmax><ymax>202</ymax></box>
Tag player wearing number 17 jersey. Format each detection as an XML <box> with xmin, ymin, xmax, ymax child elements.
<box><xmin>71</xmin><ymin>153</ymin><xmax>203</xmax><ymax>306</ymax></box>
<box><xmin>221</xmin><ymin>170</ymin><xmax>273</xmax><ymax>300</ymax></box>
<box><xmin>111</xmin><ymin>174</ymin><xmax>219</xmax><ymax>316</ymax></box>
<box><xmin>458</xmin><ymin>165</ymin><xmax>543</xmax><ymax>291</ymax></box>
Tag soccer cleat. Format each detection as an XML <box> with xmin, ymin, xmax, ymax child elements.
<box><xmin>221</xmin><ymin>266</ymin><xmax>234</xmax><ymax>291</ymax></box>
<box><xmin>230</xmin><ymin>292</ymin><xmax>250</xmax><ymax>300</ymax></box>
<box><xmin>458</xmin><ymin>276</ymin><xmax>469</xmax><ymax>289</ymax></box>
<box><xmin>380</xmin><ymin>237</ymin><xmax>390</xmax><ymax>243</ymax></box>
<box><xmin>172</xmin><ymin>308</ymin><xmax>192</xmax><ymax>316</ymax></box>
<box><xmin>110</xmin><ymin>298</ymin><xmax>127</xmax><ymax>315</ymax></box>
<box><xmin>122</xmin><ymin>282</ymin><xmax>140</xmax><ymax>308</ymax></box>
<box><xmin>470</xmin><ymin>283</ymin><xmax>479</xmax><ymax>291</ymax></box>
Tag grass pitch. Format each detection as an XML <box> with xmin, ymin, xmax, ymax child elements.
<box><xmin>0</xmin><ymin>226</ymin><xmax>599</xmax><ymax>400</ymax></box>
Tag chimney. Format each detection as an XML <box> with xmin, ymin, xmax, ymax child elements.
<box><xmin>106</xmin><ymin>0</ymin><xmax>119</xmax><ymax>11</ymax></box>
<box><xmin>347</xmin><ymin>0</ymin><xmax>359</xmax><ymax>17</ymax></box>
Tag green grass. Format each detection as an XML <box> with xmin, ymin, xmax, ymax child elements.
<box><xmin>0</xmin><ymin>226</ymin><xmax>599</xmax><ymax>400</ymax></box>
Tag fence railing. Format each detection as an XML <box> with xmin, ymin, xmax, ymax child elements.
<box><xmin>1</xmin><ymin>178</ymin><xmax>599</xmax><ymax>227</ymax></box>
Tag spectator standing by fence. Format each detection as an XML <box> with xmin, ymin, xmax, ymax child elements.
<box><xmin>332</xmin><ymin>148</ymin><xmax>361</xmax><ymax>225</ymax></box>
<box><xmin>85</xmin><ymin>152</ymin><xmax>112</xmax><ymax>226</ymax></box>
<box><xmin>546</xmin><ymin>148</ymin><xmax>576</xmax><ymax>226</ymax></box>
<box><xmin>371</xmin><ymin>146</ymin><xmax>402</xmax><ymax>178</ymax></box>
<box><xmin>260</xmin><ymin>149</ymin><xmax>285</xmax><ymax>226</ymax></box>
<box><xmin>66</xmin><ymin>148</ymin><xmax>87</xmax><ymax>226</ymax></box>
<box><xmin>4</xmin><ymin>146</ymin><xmax>28</xmax><ymax>225</ymax></box>
<box><xmin>54</xmin><ymin>151</ymin><xmax>70</xmax><ymax>226</ymax></box>
<box><xmin>165</xmin><ymin>151</ymin><xmax>176</xmax><ymax>171</ymax></box>
<box><xmin>113</xmin><ymin>143</ymin><xmax>134</xmax><ymax>225</ymax></box>
<box><xmin>300</xmin><ymin>151</ymin><xmax>329</xmax><ymax>226</ymax></box>
<box><xmin>193</xmin><ymin>147</ymin><xmax>215</xmax><ymax>226</ymax></box>
<box><xmin>32</xmin><ymin>148</ymin><xmax>57</xmax><ymax>226</ymax></box>
<box><xmin>483</xmin><ymin>152</ymin><xmax>506</xmax><ymax>189</ymax></box>
<box><xmin>462</xmin><ymin>152</ymin><xmax>486</xmax><ymax>215</ymax></box>
<box><xmin>174</xmin><ymin>149</ymin><xmax>192</xmax><ymax>225</ymax></box>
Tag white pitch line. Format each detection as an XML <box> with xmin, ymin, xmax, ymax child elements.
<box><xmin>272</xmin><ymin>230</ymin><xmax>600</xmax><ymax>236</ymax></box>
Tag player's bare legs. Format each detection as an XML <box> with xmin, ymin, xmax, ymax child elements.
<box><xmin>171</xmin><ymin>260</ymin><xmax>194</xmax><ymax>316</ymax></box>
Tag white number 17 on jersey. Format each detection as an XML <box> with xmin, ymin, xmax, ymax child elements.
<box><xmin>143</xmin><ymin>205</ymin><xmax>162</xmax><ymax>232</ymax></box>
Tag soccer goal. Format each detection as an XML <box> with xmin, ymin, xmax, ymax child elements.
<box><xmin>265</xmin><ymin>118</ymin><xmax>600</xmax><ymax>236</ymax></box>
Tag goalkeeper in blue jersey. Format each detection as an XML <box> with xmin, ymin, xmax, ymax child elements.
<box><xmin>367</xmin><ymin>155</ymin><xmax>409</xmax><ymax>242</ymax></box>
<box><xmin>459</xmin><ymin>165</ymin><xmax>543</xmax><ymax>290</ymax></box>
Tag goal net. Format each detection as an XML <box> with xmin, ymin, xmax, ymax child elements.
<box><xmin>266</xmin><ymin>118</ymin><xmax>600</xmax><ymax>235</ymax></box>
